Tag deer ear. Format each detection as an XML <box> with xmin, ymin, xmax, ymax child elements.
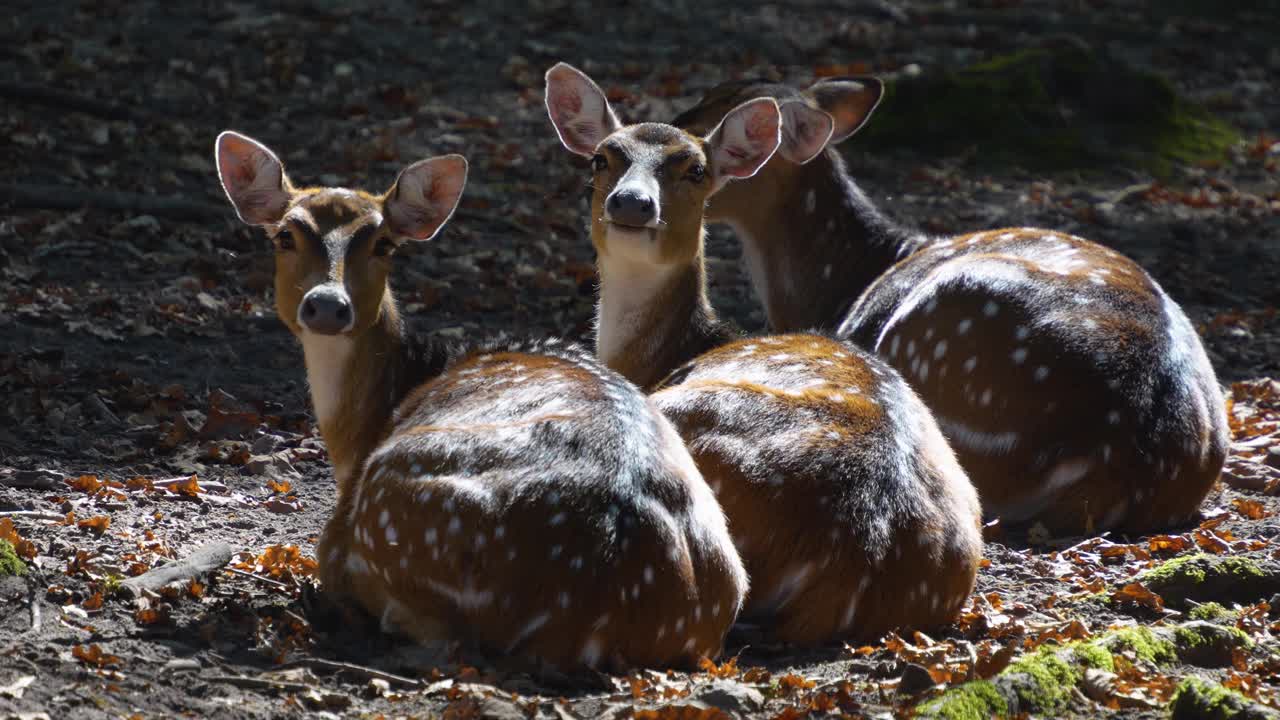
<box><xmin>214</xmin><ymin>131</ymin><xmax>292</xmax><ymax>225</ymax></box>
<box><xmin>383</xmin><ymin>154</ymin><xmax>468</xmax><ymax>241</ymax></box>
<box><xmin>545</xmin><ymin>62</ymin><xmax>622</xmax><ymax>157</ymax></box>
<box><xmin>778</xmin><ymin>100</ymin><xmax>836</xmax><ymax>164</ymax></box>
<box><xmin>806</xmin><ymin>76</ymin><xmax>883</xmax><ymax>144</ymax></box>
<box><xmin>704</xmin><ymin>97</ymin><xmax>782</xmax><ymax>190</ymax></box>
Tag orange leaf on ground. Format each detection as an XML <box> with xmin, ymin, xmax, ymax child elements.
<box><xmin>82</xmin><ymin>592</ymin><xmax>104</xmax><ymax>610</ymax></box>
<box><xmin>72</xmin><ymin>643</ymin><xmax>121</xmax><ymax>668</ymax></box>
<box><xmin>77</xmin><ymin>515</ymin><xmax>111</xmax><ymax>535</ymax></box>
<box><xmin>0</xmin><ymin>518</ymin><xmax>37</xmax><ymax>560</ymax></box>
<box><xmin>170</xmin><ymin>475</ymin><xmax>202</xmax><ymax>497</ymax></box>
<box><xmin>1111</xmin><ymin>582</ymin><xmax>1165</xmax><ymax>612</ymax></box>
<box><xmin>67</xmin><ymin>474</ymin><xmax>103</xmax><ymax>493</ymax></box>
<box><xmin>1232</xmin><ymin>498</ymin><xmax>1271</xmax><ymax>520</ymax></box>
<box><xmin>1148</xmin><ymin>535</ymin><xmax>1193</xmax><ymax>554</ymax></box>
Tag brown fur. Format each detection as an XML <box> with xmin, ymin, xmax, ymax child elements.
<box><xmin>673</xmin><ymin>79</ymin><xmax>1230</xmax><ymax>534</ymax></box>
<box><xmin>547</xmin><ymin>81</ymin><xmax>983</xmax><ymax>645</ymax></box>
<box><xmin>215</xmin><ymin>133</ymin><xmax>748</xmax><ymax>670</ymax></box>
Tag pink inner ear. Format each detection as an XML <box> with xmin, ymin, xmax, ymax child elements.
<box><xmin>744</xmin><ymin>110</ymin><xmax>777</xmax><ymax>143</ymax></box>
<box><xmin>552</xmin><ymin>91</ymin><xmax>583</xmax><ymax>122</ymax></box>
<box><xmin>228</xmin><ymin>157</ymin><xmax>257</xmax><ymax>189</ymax></box>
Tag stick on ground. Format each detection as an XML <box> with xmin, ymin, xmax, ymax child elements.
<box><xmin>0</xmin><ymin>184</ymin><xmax>229</xmax><ymax>221</ymax></box>
<box><xmin>120</xmin><ymin>541</ymin><xmax>234</xmax><ymax>598</ymax></box>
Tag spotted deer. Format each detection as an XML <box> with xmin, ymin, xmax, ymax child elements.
<box><xmin>545</xmin><ymin>63</ymin><xmax>982</xmax><ymax>645</ymax></box>
<box><xmin>672</xmin><ymin>78</ymin><xmax>1229</xmax><ymax>535</ymax></box>
<box><xmin>212</xmin><ymin>131</ymin><xmax>747</xmax><ymax>669</ymax></box>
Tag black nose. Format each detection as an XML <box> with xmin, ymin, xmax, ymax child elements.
<box><xmin>606</xmin><ymin>188</ymin><xmax>657</xmax><ymax>228</ymax></box>
<box><xmin>299</xmin><ymin>287</ymin><xmax>353</xmax><ymax>335</ymax></box>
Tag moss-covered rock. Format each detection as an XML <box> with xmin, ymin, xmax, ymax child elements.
<box><xmin>851</xmin><ymin>44</ymin><xmax>1238</xmax><ymax>176</ymax></box>
<box><xmin>1096</xmin><ymin>626</ymin><xmax>1178</xmax><ymax>665</ymax></box>
<box><xmin>1169</xmin><ymin>677</ymin><xmax>1280</xmax><ymax>720</ymax></box>
<box><xmin>914</xmin><ymin>680</ymin><xmax>1007</xmax><ymax>720</ymax></box>
<box><xmin>914</xmin><ymin>624</ymin><xmax>1248</xmax><ymax>718</ymax></box>
<box><xmin>1188</xmin><ymin>602</ymin><xmax>1233</xmax><ymax>622</ymax></box>
<box><xmin>1174</xmin><ymin>622</ymin><xmax>1254</xmax><ymax>668</ymax></box>
<box><xmin>1139</xmin><ymin>554</ymin><xmax>1280</xmax><ymax>608</ymax></box>
<box><xmin>0</xmin><ymin>539</ymin><xmax>27</xmax><ymax>577</ymax></box>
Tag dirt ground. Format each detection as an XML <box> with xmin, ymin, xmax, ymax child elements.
<box><xmin>1</xmin><ymin>1</ymin><xmax>1279</xmax><ymax>718</ymax></box>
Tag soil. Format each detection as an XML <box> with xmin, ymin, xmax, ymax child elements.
<box><xmin>1</xmin><ymin>1</ymin><xmax>1278</xmax><ymax>718</ymax></box>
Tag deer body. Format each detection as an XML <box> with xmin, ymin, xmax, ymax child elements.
<box><xmin>546</xmin><ymin>64</ymin><xmax>982</xmax><ymax>645</ymax></box>
<box><xmin>673</xmin><ymin>79</ymin><xmax>1228</xmax><ymax>533</ymax></box>
<box><xmin>214</xmin><ymin>133</ymin><xmax>747</xmax><ymax>669</ymax></box>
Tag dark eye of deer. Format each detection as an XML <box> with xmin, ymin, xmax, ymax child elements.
<box><xmin>685</xmin><ymin>164</ymin><xmax>705</xmax><ymax>183</ymax></box>
<box><xmin>373</xmin><ymin>238</ymin><xmax>396</xmax><ymax>257</ymax></box>
<box><xmin>276</xmin><ymin>229</ymin><xmax>296</xmax><ymax>251</ymax></box>
<box><xmin>591</xmin><ymin>154</ymin><xmax>608</xmax><ymax>172</ymax></box>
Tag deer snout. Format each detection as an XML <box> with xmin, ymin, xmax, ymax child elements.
<box><xmin>605</xmin><ymin>188</ymin><xmax>658</xmax><ymax>229</ymax></box>
<box><xmin>298</xmin><ymin>284</ymin><xmax>354</xmax><ymax>335</ymax></box>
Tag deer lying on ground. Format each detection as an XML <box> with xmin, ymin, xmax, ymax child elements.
<box><xmin>545</xmin><ymin>63</ymin><xmax>982</xmax><ymax>646</ymax></box>
<box><xmin>213</xmin><ymin>131</ymin><xmax>747</xmax><ymax>669</ymax></box>
<box><xmin>671</xmin><ymin>77</ymin><xmax>1229</xmax><ymax>534</ymax></box>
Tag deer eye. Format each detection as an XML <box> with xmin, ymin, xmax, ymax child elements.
<box><xmin>685</xmin><ymin>163</ymin><xmax>706</xmax><ymax>183</ymax></box>
<box><xmin>372</xmin><ymin>237</ymin><xmax>397</xmax><ymax>257</ymax></box>
<box><xmin>275</xmin><ymin>229</ymin><xmax>296</xmax><ymax>251</ymax></box>
<box><xmin>591</xmin><ymin>154</ymin><xmax>608</xmax><ymax>172</ymax></box>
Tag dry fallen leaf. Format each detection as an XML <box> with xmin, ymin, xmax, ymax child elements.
<box><xmin>77</xmin><ymin>515</ymin><xmax>111</xmax><ymax>535</ymax></box>
<box><xmin>0</xmin><ymin>518</ymin><xmax>38</xmax><ymax>560</ymax></box>
<box><xmin>1232</xmin><ymin>497</ymin><xmax>1271</xmax><ymax>520</ymax></box>
<box><xmin>1110</xmin><ymin>582</ymin><xmax>1165</xmax><ymax>612</ymax></box>
<box><xmin>72</xmin><ymin>643</ymin><xmax>121</xmax><ymax>668</ymax></box>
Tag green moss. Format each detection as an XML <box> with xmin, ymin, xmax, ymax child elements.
<box><xmin>0</xmin><ymin>539</ymin><xmax>26</xmax><ymax>577</ymax></box>
<box><xmin>1004</xmin><ymin>645</ymin><xmax>1082</xmax><ymax>711</ymax></box>
<box><xmin>911</xmin><ymin>628</ymin><xmax>1191</xmax><ymax>717</ymax></box>
<box><xmin>101</xmin><ymin>573</ymin><xmax>123</xmax><ymax>597</ymax></box>
<box><xmin>1176</xmin><ymin>624</ymin><xmax>1253</xmax><ymax>653</ymax></box>
<box><xmin>1097</xmin><ymin>626</ymin><xmax>1178</xmax><ymax>665</ymax></box>
<box><xmin>1138</xmin><ymin>554</ymin><xmax>1274</xmax><ymax>608</ymax></box>
<box><xmin>1169</xmin><ymin>677</ymin><xmax>1265</xmax><ymax>720</ymax></box>
<box><xmin>1188</xmin><ymin>602</ymin><xmax>1232</xmax><ymax>621</ymax></box>
<box><xmin>852</xmin><ymin>45</ymin><xmax>1238</xmax><ymax>176</ymax></box>
<box><xmin>1071</xmin><ymin>642</ymin><xmax>1116</xmax><ymax>673</ymax></box>
<box><xmin>1140</xmin><ymin>553</ymin><xmax>1211</xmax><ymax>586</ymax></box>
<box><xmin>914</xmin><ymin>680</ymin><xmax>1007</xmax><ymax>720</ymax></box>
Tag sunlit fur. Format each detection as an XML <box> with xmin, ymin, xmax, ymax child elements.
<box><xmin>548</xmin><ymin>74</ymin><xmax>983</xmax><ymax>645</ymax></box>
<box><xmin>673</xmin><ymin>81</ymin><xmax>1229</xmax><ymax>534</ymax></box>
<box><xmin>214</xmin><ymin>133</ymin><xmax>747</xmax><ymax>670</ymax></box>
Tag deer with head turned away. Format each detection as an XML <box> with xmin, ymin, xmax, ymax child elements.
<box><xmin>545</xmin><ymin>62</ymin><xmax>983</xmax><ymax>646</ymax></box>
<box><xmin>213</xmin><ymin>131</ymin><xmax>747</xmax><ymax>670</ymax></box>
<box><xmin>672</xmin><ymin>77</ymin><xmax>1229</xmax><ymax>535</ymax></box>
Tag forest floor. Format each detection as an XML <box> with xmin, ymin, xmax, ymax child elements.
<box><xmin>1</xmin><ymin>1</ymin><xmax>1279</xmax><ymax>718</ymax></box>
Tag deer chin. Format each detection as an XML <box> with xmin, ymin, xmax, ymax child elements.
<box><xmin>604</xmin><ymin>223</ymin><xmax>665</xmax><ymax>265</ymax></box>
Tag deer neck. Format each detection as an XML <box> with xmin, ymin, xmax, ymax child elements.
<box><xmin>297</xmin><ymin>293</ymin><xmax>444</xmax><ymax>502</ymax></box>
<box><xmin>726</xmin><ymin>150</ymin><xmax>928</xmax><ymax>332</ymax></box>
<box><xmin>595</xmin><ymin>238</ymin><xmax>733</xmax><ymax>391</ymax></box>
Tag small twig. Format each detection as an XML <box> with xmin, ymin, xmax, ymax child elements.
<box><xmin>224</xmin><ymin>567</ymin><xmax>291</xmax><ymax>589</ymax></box>
<box><xmin>27</xmin><ymin>585</ymin><xmax>41</xmax><ymax>634</ymax></box>
<box><xmin>275</xmin><ymin>658</ymin><xmax>422</xmax><ymax>688</ymax></box>
<box><xmin>0</xmin><ymin>81</ymin><xmax>149</xmax><ymax>122</ymax></box>
<box><xmin>0</xmin><ymin>511</ymin><xmax>65</xmax><ymax>522</ymax></box>
<box><xmin>0</xmin><ymin>469</ymin><xmax>65</xmax><ymax>490</ymax></box>
<box><xmin>203</xmin><ymin>674</ymin><xmax>313</xmax><ymax>693</ymax></box>
<box><xmin>0</xmin><ymin>183</ymin><xmax>228</xmax><ymax>221</ymax></box>
<box><xmin>120</xmin><ymin>542</ymin><xmax>234</xmax><ymax>598</ymax></box>
<box><xmin>153</xmin><ymin>477</ymin><xmax>229</xmax><ymax>493</ymax></box>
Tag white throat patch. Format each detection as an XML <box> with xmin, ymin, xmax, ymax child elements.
<box><xmin>298</xmin><ymin>332</ymin><xmax>354</xmax><ymax>427</ymax></box>
<box><xmin>595</xmin><ymin>245</ymin><xmax>680</xmax><ymax>368</ymax></box>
